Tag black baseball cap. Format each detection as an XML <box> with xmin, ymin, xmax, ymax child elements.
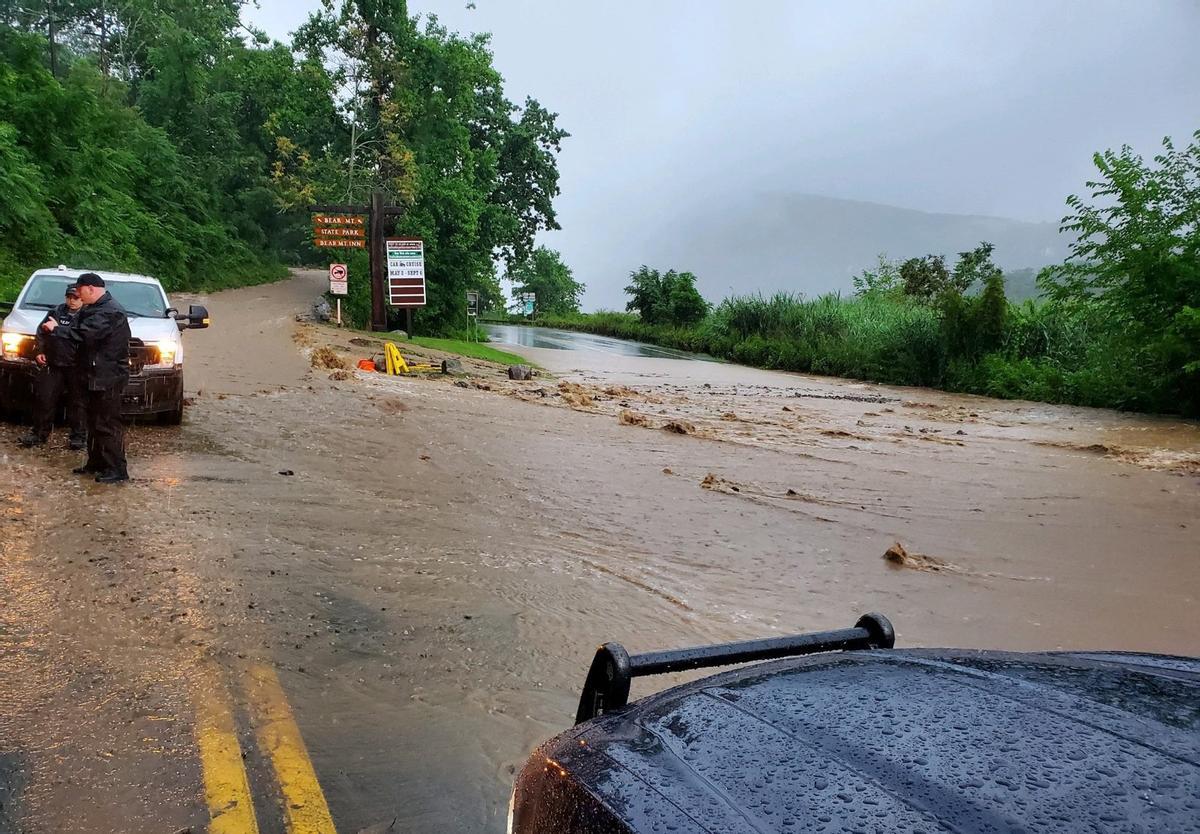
<box><xmin>74</xmin><ymin>273</ymin><xmax>105</xmax><ymax>288</ymax></box>
<box><xmin>64</xmin><ymin>285</ymin><xmax>80</xmax><ymax>298</ymax></box>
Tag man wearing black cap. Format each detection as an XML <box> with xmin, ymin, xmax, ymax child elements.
<box><xmin>18</xmin><ymin>284</ymin><xmax>87</xmax><ymax>449</ymax></box>
<box><xmin>41</xmin><ymin>273</ymin><xmax>132</xmax><ymax>483</ymax></box>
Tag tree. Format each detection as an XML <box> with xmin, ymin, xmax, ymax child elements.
<box><xmin>624</xmin><ymin>266</ymin><xmax>709</xmax><ymax>327</ymax></box>
<box><xmin>294</xmin><ymin>2</ymin><xmax>567</xmax><ymax>331</ymax></box>
<box><xmin>974</xmin><ymin>268</ymin><xmax>1008</xmax><ymax>354</ymax></box>
<box><xmin>0</xmin><ymin>25</ymin><xmax>266</xmax><ymax>289</ymax></box>
<box><xmin>900</xmin><ymin>254</ymin><xmax>950</xmax><ymax>300</ymax></box>
<box><xmin>934</xmin><ymin>243</ymin><xmax>1006</xmax><ymax>360</ymax></box>
<box><xmin>951</xmin><ymin>242</ymin><xmax>999</xmax><ymax>295</ymax></box>
<box><xmin>1040</xmin><ymin>131</ymin><xmax>1200</xmax><ymax>410</ymax></box>
<box><xmin>852</xmin><ymin>253</ymin><xmax>901</xmax><ymax>297</ymax></box>
<box><xmin>0</xmin><ymin>4</ymin><xmax>565</xmax><ymax>335</ymax></box>
<box><xmin>505</xmin><ymin>246</ymin><xmax>583</xmax><ymax>314</ymax></box>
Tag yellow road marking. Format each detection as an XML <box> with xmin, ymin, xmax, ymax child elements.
<box><xmin>195</xmin><ymin>678</ymin><xmax>261</xmax><ymax>834</ymax></box>
<box><xmin>244</xmin><ymin>663</ymin><xmax>339</xmax><ymax>834</ymax></box>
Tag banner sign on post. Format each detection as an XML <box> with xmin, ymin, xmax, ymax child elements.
<box><xmin>386</xmin><ymin>238</ymin><xmax>426</xmax><ymax>308</ymax></box>
<box><xmin>329</xmin><ymin>263</ymin><xmax>348</xmax><ymax>295</ymax></box>
<box><xmin>466</xmin><ymin>291</ymin><xmax>479</xmax><ymax>317</ymax></box>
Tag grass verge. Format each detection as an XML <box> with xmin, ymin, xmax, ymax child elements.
<box><xmin>404</xmin><ymin>336</ymin><xmax>530</xmax><ymax>366</ymax></box>
<box><xmin>341</xmin><ymin>326</ymin><xmax>533</xmax><ymax>367</ymax></box>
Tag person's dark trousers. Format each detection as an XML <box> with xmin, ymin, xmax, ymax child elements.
<box><xmin>84</xmin><ymin>386</ymin><xmax>127</xmax><ymax>476</ymax></box>
<box><xmin>31</xmin><ymin>366</ymin><xmax>87</xmax><ymax>443</ymax></box>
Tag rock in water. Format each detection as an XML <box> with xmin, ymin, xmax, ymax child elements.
<box><xmin>441</xmin><ymin>358</ymin><xmax>465</xmax><ymax>375</ymax></box>
<box><xmin>508</xmin><ymin>364</ymin><xmax>533</xmax><ymax>381</ymax></box>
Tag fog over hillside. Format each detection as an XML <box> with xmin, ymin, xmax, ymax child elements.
<box><xmin>574</xmin><ymin>193</ymin><xmax>1070</xmax><ymax>309</ymax></box>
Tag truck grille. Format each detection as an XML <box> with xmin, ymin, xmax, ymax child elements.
<box><xmin>128</xmin><ymin>338</ymin><xmax>160</xmax><ymax>374</ymax></box>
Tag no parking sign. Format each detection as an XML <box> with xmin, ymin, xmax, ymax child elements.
<box><xmin>329</xmin><ymin>263</ymin><xmax>348</xmax><ymax>295</ymax></box>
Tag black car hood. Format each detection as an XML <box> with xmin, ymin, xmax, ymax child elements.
<box><xmin>543</xmin><ymin>649</ymin><xmax>1200</xmax><ymax>833</ymax></box>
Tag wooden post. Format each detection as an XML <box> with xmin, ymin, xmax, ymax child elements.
<box><xmin>369</xmin><ymin>190</ymin><xmax>387</xmax><ymax>331</ymax></box>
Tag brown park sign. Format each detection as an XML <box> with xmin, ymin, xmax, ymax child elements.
<box><xmin>313</xmin><ymin>237</ymin><xmax>366</xmax><ymax>249</ymax></box>
<box><xmin>312</xmin><ymin>214</ymin><xmax>365</xmax><ymax>226</ymax></box>
<box><xmin>312</xmin><ymin>212</ymin><xmax>366</xmax><ymax>248</ymax></box>
<box><xmin>313</xmin><ymin>226</ymin><xmax>365</xmax><ymax>238</ymax></box>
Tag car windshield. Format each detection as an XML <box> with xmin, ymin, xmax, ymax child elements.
<box><xmin>19</xmin><ymin>274</ymin><xmax>166</xmax><ymax>318</ymax></box>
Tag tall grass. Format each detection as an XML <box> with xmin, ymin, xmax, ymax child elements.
<box><xmin>536</xmin><ymin>291</ymin><xmax>1188</xmax><ymax>415</ymax></box>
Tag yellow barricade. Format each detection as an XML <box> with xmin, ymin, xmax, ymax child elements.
<box><xmin>384</xmin><ymin>342</ymin><xmax>408</xmax><ymax>375</ymax></box>
<box><xmin>383</xmin><ymin>342</ymin><xmax>439</xmax><ymax>376</ymax></box>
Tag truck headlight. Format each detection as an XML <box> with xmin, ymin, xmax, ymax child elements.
<box><xmin>152</xmin><ymin>340</ymin><xmax>179</xmax><ymax>366</ymax></box>
<box><xmin>1</xmin><ymin>331</ymin><xmax>32</xmax><ymax>361</ymax></box>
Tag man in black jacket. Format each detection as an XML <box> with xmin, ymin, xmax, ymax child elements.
<box><xmin>18</xmin><ymin>284</ymin><xmax>87</xmax><ymax>449</ymax></box>
<box><xmin>41</xmin><ymin>273</ymin><xmax>132</xmax><ymax>483</ymax></box>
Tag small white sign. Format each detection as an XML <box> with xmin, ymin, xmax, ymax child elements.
<box><xmin>329</xmin><ymin>263</ymin><xmax>348</xmax><ymax>295</ymax></box>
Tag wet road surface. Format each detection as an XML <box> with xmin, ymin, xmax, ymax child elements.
<box><xmin>2</xmin><ymin>273</ymin><xmax>1198</xmax><ymax>833</ymax></box>
<box><xmin>483</xmin><ymin>323</ymin><xmax>707</xmax><ymax>360</ymax></box>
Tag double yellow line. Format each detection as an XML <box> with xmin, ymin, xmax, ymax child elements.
<box><xmin>195</xmin><ymin>663</ymin><xmax>338</xmax><ymax>834</ymax></box>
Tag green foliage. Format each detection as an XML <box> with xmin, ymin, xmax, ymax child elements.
<box><xmin>852</xmin><ymin>254</ymin><xmax>902</xmax><ymax>297</ymax></box>
<box><xmin>294</xmin><ymin>3</ymin><xmax>566</xmax><ymax>334</ymax></box>
<box><xmin>505</xmin><ymin>246</ymin><xmax>584</xmax><ymax>314</ymax></box>
<box><xmin>1039</xmin><ymin>131</ymin><xmax>1200</xmax><ymax>413</ymax></box>
<box><xmin>624</xmin><ymin>266</ymin><xmax>709</xmax><ymax>327</ymax></box>
<box><xmin>936</xmin><ymin>243</ymin><xmax>1007</xmax><ymax>362</ymax></box>
<box><xmin>975</xmin><ymin>269</ymin><xmax>1008</xmax><ymax>353</ymax></box>
<box><xmin>0</xmin><ymin>25</ymin><xmax>286</xmax><ymax>296</ymax></box>
<box><xmin>400</xmin><ymin>336</ymin><xmax>527</xmax><ymax>366</ymax></box>
<box><xmin>1</xmin><ymin>4</ymin><xmax>566</xmax><ymax>335</ymax></box>
<box><xmin>538</xmin><ymin>174</ymin><xmax>1197</xmax><ymax>416</ymax></box>
<box><xmin>900</xmin><ymin>254</ymin><xmax>951</xmax><ymax>299</ymax></box>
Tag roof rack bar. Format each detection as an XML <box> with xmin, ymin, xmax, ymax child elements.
<box><xmin>575</xmin><ymin>613</ymin><xmax>893</xmax><ymax>724</ymax></box>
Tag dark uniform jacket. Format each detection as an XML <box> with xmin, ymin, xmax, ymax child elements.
<box><xmin>34</xmin><ymin>304</ymin><xmax>81</xmax><ymax>367</ymax></box>
<box><xmin>51</xmin><ymin>292</ymin><xmax>131</xmax><ymax>391</ymax></box>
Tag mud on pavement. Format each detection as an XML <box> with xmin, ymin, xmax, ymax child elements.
<box><xmin>2</xmin><ymin>270</ymin><xmax>1198</xmax><ymax>833</ymax></box>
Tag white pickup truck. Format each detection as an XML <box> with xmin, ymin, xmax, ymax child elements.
<box><xmin>0</xmin><ymin>267</ymin><xmax>209</xmax><ymax>425</ymax></box>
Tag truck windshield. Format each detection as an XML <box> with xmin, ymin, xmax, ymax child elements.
<box><xmin>20</xmin><ymin>275</ymin><xmax>167</xmax><ymax>318</ymax></box>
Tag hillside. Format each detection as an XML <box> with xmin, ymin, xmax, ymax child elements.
<box><xmin>611</xmin><ymin>193</ymin><xmax>1069</xmax><ymax>304</ymax></box>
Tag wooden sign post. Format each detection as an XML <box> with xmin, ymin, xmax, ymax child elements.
<box><xmin>309</xmin><ymin>191</ymin><xmax>405</xmax><ymax>332</ymax></box>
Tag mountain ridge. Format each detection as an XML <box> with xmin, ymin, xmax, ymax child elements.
<box><xmin>581</xmin><ymin>192</ymin><xmax>1072</xmax><ymax>308</ymax></box>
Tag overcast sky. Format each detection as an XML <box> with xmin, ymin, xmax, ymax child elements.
<box><xmin>245</xmin><ymin>1</ymin><xmax>1200</xmax><ymax>308</ymax></box>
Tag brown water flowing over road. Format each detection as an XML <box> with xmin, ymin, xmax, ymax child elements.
<box><xmin>1</xmin><ymin>271</ymin><xmax>1197</xmax><ymax>833</ymax></box>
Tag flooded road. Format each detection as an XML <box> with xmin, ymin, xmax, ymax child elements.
<box><xmin>2</xmin><ymin>274</ymin><xmax>1198</xmax><ymax>833</ymax></box>
<box><xmin>482</xmin><ymin>323</ymin><xmax>706</xmax><ymax>360</ymax></box>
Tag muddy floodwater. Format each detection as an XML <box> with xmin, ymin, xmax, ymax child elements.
<box><xmin>2</xmin><ymin>271</ymin><xmax>1198</xmax><ymax>833</ymax></box>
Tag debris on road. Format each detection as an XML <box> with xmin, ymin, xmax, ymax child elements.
<box><xmin>700</xmin><ymin>472</ymin><xmax>740</xmax><ymax>492</ymax></box>
<box><xmin>310</xmin><ymin>346</ymin><xmax>346</xmax><ymax>370</ymax></box>
<box><xmin>882</xmin><ymin>542</ymin><xmax>959</xmax><ymax>573</ymax></box>
<box><xmin>558</xmin><ymin>381</ymin><xmax>594</xmax><ymax>408</ymax></box>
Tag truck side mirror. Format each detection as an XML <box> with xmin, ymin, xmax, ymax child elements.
<box><xmin>188</xmin><ymin>305</ymin><xmax>210</xmax><ymax>329</ymax></box>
